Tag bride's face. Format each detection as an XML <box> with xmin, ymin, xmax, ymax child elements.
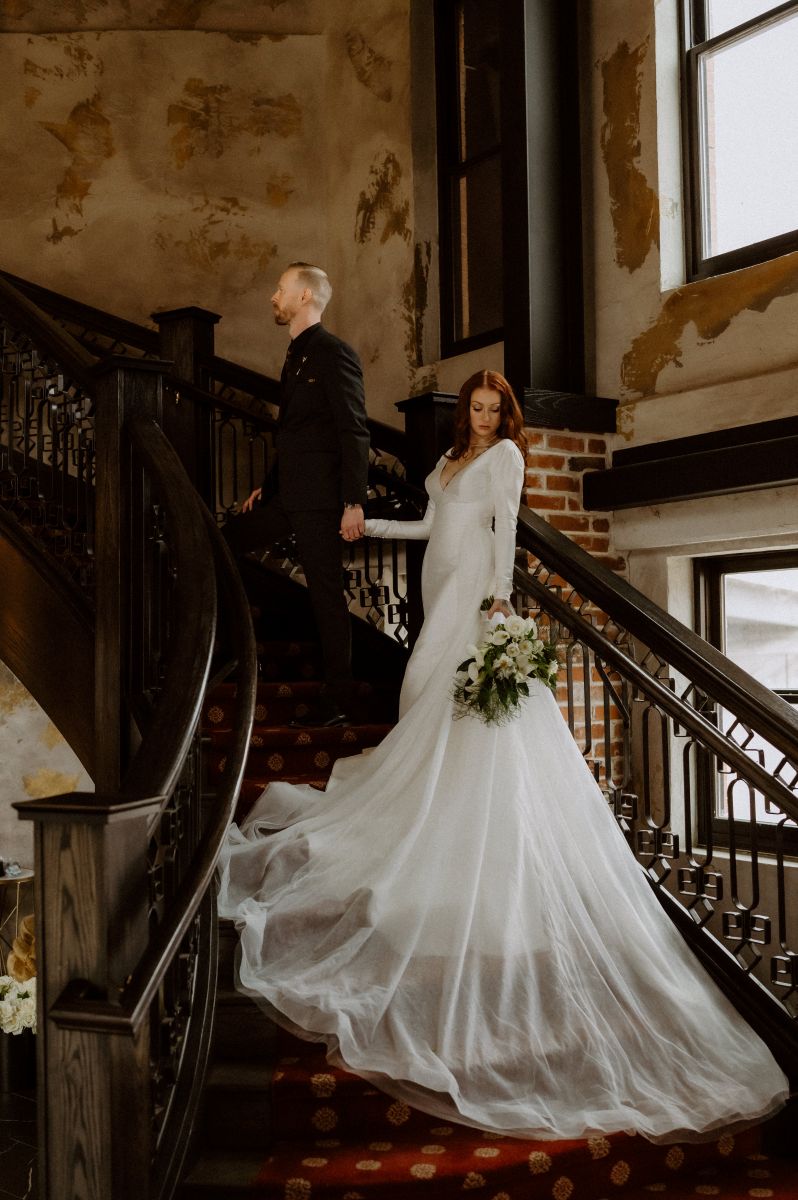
<box><xmin>469</xmin><ymin>387</ymin><xmax>502</xmax><ymax>442</ymax></box>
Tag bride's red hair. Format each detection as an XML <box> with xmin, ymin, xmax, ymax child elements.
<box><xmin>447</xmin><ymin>370</ymin><xmax>528</xmax><ymax>462</ymax></box>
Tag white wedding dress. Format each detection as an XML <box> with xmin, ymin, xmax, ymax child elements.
<box><xmin>217</xmin><ymin>438</ymin><xmax>788</xmax><ymax>1142</ymax></box>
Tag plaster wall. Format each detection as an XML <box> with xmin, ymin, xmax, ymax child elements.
<box><xmin>0</xmin><ymin>0</ymin><xmax>490</xmax><ymax>428</ymax></box>
<box><xmin>589</xmin><ymin>0</ymin><xmax>798</xmax><ymax>447</ymax></box>
<box><xmin>0</xmin><ymin>660</ymin><xmax>92</xmax><ymax>866</ymax></box>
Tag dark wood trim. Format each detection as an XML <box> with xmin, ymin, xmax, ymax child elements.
<box><xmin>585</xmin><ymin>430</ymin><xmax>798</xmax><ymax>510</ymax></box>
<box><xmin>682</xmin><ymin>0</ymin><xmax>798</xmax><ymax>281</ymax></box>
<box><xmin>0</xmin><ymin>509</ymin><xmax>94</xmax><ymax>772</ymax></box>
<box><xmin>523</xmin><ymin>388</ymin><xmax>617</xmax><ymax>433</ymax></box>
<box><xmin>613</xmin><ymin>413</ymin><xmax>798</xmax><ymax>467</ymax></box>
<box><xmin>0</xmin><ymin>272</ymin><xmax>95</xmax><ymax>386</ymax></box>
<box><xmin>0</xmin><ymin>269</ymin><xmax>160</xmax><ymax>356</ymax></box>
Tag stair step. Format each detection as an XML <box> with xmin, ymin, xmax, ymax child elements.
<box><xmin>203</xmin><ymin>680</ymin><xmax>396</xmax><ymax>730</ymax></box>
<box><xmin>179</xmin><ymin>1149</ymin><xmax>264</xmax><ymax>1196</ymax></box>
<box><xmin>212</xmin><ymin>1000</ymin><xmax>276</xmax><ymax>1062</ymax></box>
<box><xmin>201</xmin><ymin>1059</ymin><xmax>275</xmax><ymax>1151</ymax></box>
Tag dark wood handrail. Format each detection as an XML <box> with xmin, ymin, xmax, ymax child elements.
<box><xmin>0</xmin><ymin>272</ymin><xmax>95</xmax><ymax>386</ymax></box>
<box><xmin>515</xmin><ymin>558</ymin><xmax>798</xmax><ymax>823</ymax></box>
<box><xmin>46</xmin><ymin>426</ymin><xmax>257</xmax><ymax>1032</ymax></box>
<box><xmin>120</xmin><ymin>415</ymin><xmax>217</xmax><ymax>802</ymax></box>
<box><xmin>517</xmin><ymin>505</ymin><xmax>798</xmax><ymax>773</ymax></box>
<box><xmin>0</xmin><ymin>269</ymin><xmax>160</xmax><ymax>357</ymax></box>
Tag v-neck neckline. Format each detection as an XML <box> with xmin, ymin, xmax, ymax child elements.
<box><xmin>439</xmin><ymin>440</ymin><xmax>502</xmax><ymax>492</ymax></box>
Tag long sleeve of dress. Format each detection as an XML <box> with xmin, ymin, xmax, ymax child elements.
<box><xmin>489</xmin><ymin>441</ymin><xmax>525</xmax><ymax>600</ymax></box>
<box><xmin>364</xmin><ymin>498</ymin><xmax>436</xmax><ymax>541</ymax></box>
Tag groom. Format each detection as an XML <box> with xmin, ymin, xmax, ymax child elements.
<box><xmin>225</xmin><ymin>262</ymin><xmax>370</xmax><ymax>725</ymax></box>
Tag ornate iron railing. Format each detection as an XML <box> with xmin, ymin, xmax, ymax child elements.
<box><xmin>511</xmin><ymin>509</ymin><xmax>798</xmax><ymax>1073</ymax></box>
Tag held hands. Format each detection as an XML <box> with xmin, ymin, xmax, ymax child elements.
<box><xmin>340</xmin><ymin>504</ymin><xmax>365</xmax><ymax>542</ymax></box>
<box><xmin>485</xmin><ymin>598</ymin><xmax>512</xmax><ymax>619</ymax></box>
<box><xmin>241</xmin><ymin>487</ymin><xmax>262</xmax><ymax>513</ymax></box>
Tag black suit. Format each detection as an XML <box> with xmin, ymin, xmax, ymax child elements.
<box><xmin>225</xmin><ymin>322</ymin><xmax>370</xmax><ymax>706</ymax></box>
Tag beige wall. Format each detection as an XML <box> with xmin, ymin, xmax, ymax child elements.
<box><xmin>588</xmin><ymin>0</ymin><xmax>798</xmax><ymax>447</ymax></box>
<box><xmin>0</xmin><ymin>0</ymin><xmax>491</xmax><ymax>426</ymax></box>
<box><xmin>0</xmin><ymin>661</ymin><xmax>92</xmax><ymax>865</ymax></box>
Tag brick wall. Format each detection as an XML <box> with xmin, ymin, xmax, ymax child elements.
<box><xmin>523</xmin><ymin>428</ymin><xmax>625</xmax><ymax>574</ymax></box>
<box><xmin>521</xmin><ymin>426</ymin><xmax>628</xmax><ymax>798</ymax></box>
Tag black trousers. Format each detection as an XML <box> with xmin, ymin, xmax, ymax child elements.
<box><xmin>224</xmin><ymin>497</ymin><xmax>352</xmax><ymax>705</ymax></box>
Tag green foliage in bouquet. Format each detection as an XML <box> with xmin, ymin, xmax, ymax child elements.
<box><xmin>453</xmin><ymin>609</ymin><xmax>559</xmax><ymax>726</ymax></box>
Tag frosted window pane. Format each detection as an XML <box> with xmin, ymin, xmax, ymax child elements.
<box><xmin>699</xmin><ymin>10</ymin><xmax>798</xmax><ymax>257</ymax></box>
<box><xmin>706</xmin><ymin>0</ymin><xmax>785</xmax><ymax>38</ymax></box>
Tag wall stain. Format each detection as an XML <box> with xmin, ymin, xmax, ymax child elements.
<box><xmin>40</xmin><ymin>720</ymin><xmax>65</xmax><ymax>750</ymax></box>
<box><xmin>0</xmin><ymin>675</ymin><xmax>29</xmax><ymax>718</ymax></box>
<box><xmin>154</xmin><ymin>0</ymin><xmax>215</xmax><ymax>27</ymax></box>
<box><xmin>345</xmin><ymin>30</ymin><xmax>392</xmax><ymax>103</ymax></box>
<box><xmin>622</xmin><ymin>252</ymin><xmax>798</xmax><ymax>396</ymax></box>
<box><xmin>24</xmin><ymin>86</ymin><xmax>41</xmax><ymax>107</ymax></box>
<box><xmin>355</xmin><ymin>151</ymin><xmax>410</xmax><ymax>245</ymax></box>
<box><xmin>154</xmin><ymin>207</ymin><xmax>277</xmax><ymax>281</ymax></box>
<box><xmin>600</xmin><ymin>39</ymin><xmax>658</xmax><ymax>272</ymax></box>
<box><xmin>226</xmin><ymin>32</ymin><xmax>267</xmax><ymax>44</ymax></box>
<box><xmin>0</xmin><ymin>1</ymin><xmax>36</xmax><ymax>19</ymax></box>
<box><xmin>24</xmin><ymin>40</ymin><xmax>102</xmax><ymax>81</ymax></box>
<box><xmin>47</xmin><ymin>217</ymin><xmax>81</xmax><ymax>243</ymax></box>
<box><xmin>401</xmin><ymin>240</ymin><xmax>431</xmax><ymax>369</ymax></box>
<box><xmin>168</xmin><ymin>77</ymin><xmax>302</xmax><ymax>168</ymax></box>
<box><xmin>22</xmin><ymin>767</ymin><xmax>80</xmax><ymax>799</ymax></box>
<box><xmin>40</xmin><ymin>91</ymin><xmax>114</xmax><ymax>220</ymax></box>
<box><xmin>410</xmin><ymin>367</ymin><xmax>438</xmax><ymax>396</ymax></box>
<box><xmin>266</xmin><ymin>171</ymin><xmax>294</xmax><ymax>207</ymax></box>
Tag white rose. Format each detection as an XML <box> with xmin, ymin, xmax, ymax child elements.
<box><xmin>523</xmin><ymin>617</ymin><xmax>538</xmax><ymax>637</ymax></box>
<box><xmin>504</xmin><ymin>614</ymin><xmax>526</xmax><ymax>637</ymax></box>
<box><xmin>504</xmin><ymin>642</ymin><xmax>520</xmax><ymax>658</ymax></box>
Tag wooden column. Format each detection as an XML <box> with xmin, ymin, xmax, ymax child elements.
<box><xmin>152</xmin><ymin>306</ymin><xmax>220</xmax><ymax>501</ymax></box>
<box><xmin>15</xmin><ymin>791</ymin><xmax>162</xmax><ymax>1200</ymax></box>
<box><xmin>395</xmin><ymin>390</ymin><xmax>457</xmax><ymax>484</ymax></box>
<box><xmin>91</xmin><ymin>357</ymin><xmax>169</xmax><ymax>793</ymax></box>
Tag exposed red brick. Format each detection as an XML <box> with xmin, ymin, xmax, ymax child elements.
<box><xmin>548</xmin><ymin>514</ymin><xmax>590</xmax><ymax>532</ymax></box>
<box><xmin>545</xmin><ymin>474</ymin><xmax>581</xmax><ymax>493</ymax></box>
<box><xmin>588</xmin><ymin>438</ymin><xmax>607</xmax><ymax>454</ymax></box>
<box><xmin>527</xmin><ymin>452</ymin><xmax>566</xmax><ymax>470</ymax></box>
<box><xmin>591</xmin><ymin>518</ymin><xmax>610</xmax><ymax>532</ymax></box>
<box><xmin>525</xmin><ymin>431</ymin><xmax>545</xmax><ymax>447</ymax></box>
<box><xmin>527</xmin><ymin>492</ymin><xmax>567</xmax><ymax>511</ymax></box>
<box><xmin>547</xmin><ymin>433</ymin><xmax>585</xmax><ymax>451</ymax></box>
<box><xmin>579</xmin><ymin>535</ymin><xmax>610</xmax><ymax>552</ymax></box>
<box><xmin>567</xmin><ymin>497</ymin><xmax>581</xmax><ymax>511</ymax></box>
<box><xmin>524</xmin><ymin>472</ymin><xmax>545</xmax><ymax>490</ymax></box>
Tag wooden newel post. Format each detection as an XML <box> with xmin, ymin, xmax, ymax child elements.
<box><xmin>394</xmin><ymin>391</ymin><xmax>457</xmax><ymax>645</ymax></box>
<box><xmin>152</xmin><ymin>306</ymin><xmax>221</xmax><ymax>503</ymax></box>
<box><xmin>92</xmin><ymin>356</ymin><xmax>171</xmax><ymax>793</ymax></box>
<box><xmin>14</xmin><ymin>791</ymin><xmax>162</xmax><ymax>1200</ymax></box>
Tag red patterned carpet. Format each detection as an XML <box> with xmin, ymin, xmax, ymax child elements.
<box><xmin>250</xmin><ymin>1032</ymin><xmax>796</xmax><ymax>1199</ymax></box>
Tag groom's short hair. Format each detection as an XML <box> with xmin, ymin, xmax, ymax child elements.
<box><xmin>289</xmin><ymin>262</ymin><xmax>332</xmax><ymax>313</ymax></box>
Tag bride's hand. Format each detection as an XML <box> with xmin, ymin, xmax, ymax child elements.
<box><xmin>485</xmin><ymin>598</ymin><xmax>511</xmax><ymax>619</ymax></box>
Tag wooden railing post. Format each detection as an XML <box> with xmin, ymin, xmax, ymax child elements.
<box><xmin>395</xmin><ymin>390</ymin><xmax>457</xmax><ymax>485</ymax></box>
<box><xmin>394</xmin><ymin>391</ymin><xmax>457</xmax><ymax>644</ymax></box>
<box><xmin>152</xmin><ymin>306</ymin><xmax>220</xmax><ymax>501</ymax></box>
<box><xmin>16</xmin><ymin>791</ymin><xmax>162</xmax><ymax>1200</ymax></box>
<box><xmin>92</xmin><ymin>357</ymin><xmax>171</xmax><ymax>793</ymax></box>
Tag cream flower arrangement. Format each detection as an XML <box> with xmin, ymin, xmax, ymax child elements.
<box><xmin>0</xmin><ymin>975</ymin><xmax>36</xmax><ymax>1035</ymax></box>
<box><xmin>453</xmin><ymin>604</ymin><xmax>559</xmax><ymax>725</ymax></box>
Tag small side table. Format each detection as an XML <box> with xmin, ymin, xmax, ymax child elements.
<box><xmin>0</xmin><ymin>871</ymin><xmax>34</xmax><ymax>977</ymax></box>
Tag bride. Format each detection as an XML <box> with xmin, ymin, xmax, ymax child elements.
<box><xmin>217</xmin><ymin>369</ymin><xmax>788</xmax><ymax>1143</ymax></box>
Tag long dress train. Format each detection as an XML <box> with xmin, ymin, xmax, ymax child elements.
<box><xmin>217</xmin><ymin>437</ymin><xmax>789</xmax><ymax>1143</ymax></box>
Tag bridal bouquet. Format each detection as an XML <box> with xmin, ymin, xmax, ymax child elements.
<box><xmin>453</xmin><ymin>605</ymin><xmax>559</xmax><ymax>726</ymax></box>
<box><xmin>0</xmin><ymin>975</ymin><xmax>36</xmax><ymax>1035</ymax></box>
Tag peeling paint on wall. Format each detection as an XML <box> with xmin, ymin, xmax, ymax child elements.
<box><xmin>22</xmin><ymin>767</ymin><xmax>80</xmax><ymax>798</ymax></box>
<box><xmin>600</xmin><ymin>39</ymin><xmax>658</xmax><ymax>272</ymax></box>
<box><xmin>345</xmin><ymin>29</ymin><xmax>392</xmax><ymax>102</ymax></box>
<box><xmin>355</xmin><ymin>150</ymin><xmax>410</xmax><ymax>245</ymax></box>
<box><xmin>168</xmin><ymin>77</ymin><xmax>302</xmax><ymax>167</ymax></box>
<box><xmin>24</xmin><ymin>85</ymin><xmax>41</xmax><ymax>106</ymax></box>
<box><xmin>621</xmin><ymin>252</ymin><xmax>798</xmax><ymax>396</ymax></box>
<box><xmin>39</xmin><ymin>89</ymin><xmax>114</xmax><ymax>227</ymax></box>
<box><xmin>155</xmin><ymin>0</ymin><xmax>216</xmax><ymax>26</ymax></box>
<box><xmin>401</xmin><ymin>240</ymin><xmax>431</xmax><ymax>370</ymax></box>
<box><xmin>24</xmin><ymin>37</ymin><xmax>102</xmax><ymax>80</ymax></box>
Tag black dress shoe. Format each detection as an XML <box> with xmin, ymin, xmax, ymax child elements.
<box><xmin>290</xmin><ymin>702</ymin><xmax>350</xmax><ymax>728</ymax></box>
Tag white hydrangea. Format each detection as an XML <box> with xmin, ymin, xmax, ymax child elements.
<box><xmin>0</xmin><ymin>975</ymin><xmax>36</xmax><ymax>1035</ymax></box>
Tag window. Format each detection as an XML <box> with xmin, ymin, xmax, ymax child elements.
<box><xmin>434</xmin><ymin>0</ymin><xmax>503</xmax><ymax>355</ymax></box>
<box><xmin>696</xmin><ymin>550</ymin><xmax>798</xmax><ymax>851</ymax></box>
<box><xmin>682</xmin><ymin>0</ymin><xmax>798</xmax><ymax>278</ymax></box>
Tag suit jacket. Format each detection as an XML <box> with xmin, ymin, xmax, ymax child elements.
<box><xmin>264</xmin><ymin>323</ymin><xmax>370</xmax><ymax>513</ymax></box>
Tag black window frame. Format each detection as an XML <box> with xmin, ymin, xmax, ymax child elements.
<box><xmin>681</xmin><ymin>0</ymin><xmax>798</xmax><ymax>280</ymax></box>
<box><xmin>694</xmin><ymin>548</ymin><xmax>798</xmax><ymax>855</ymax></box>
<box><xmin>434</xmin><ymin>0</ymin><xmax>504</xmax><ymax>359</ymax></box>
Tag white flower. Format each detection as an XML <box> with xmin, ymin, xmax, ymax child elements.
<box><xmin>530</xmin><ymin>639</ymin><xmax>544</xmax><ymax>654</ymax></box>
<box><xmin>0</xmin><ymin>976</ymin><xmax>36</xmax><ymax>1035</ymax></box>
<box><xmin>504</xmin><ymin>642</ymin><xmax>520</xmax><ymax>658</ymax></box>
<box><xmin>489</xmin><ymin>629</ymin><xmax>509</xmax><ymax>645</ymax></box>
<box><xmin>495</xmin><ymin>654</ymin><xmax>514</xmax><ymax>676</ymax></box>
<box><xmin>467</xmin><ymin>661</ymin><xmax>482</xmax><ymax>682</ymax></box>
<box><xmin>464</xmin><ymin>644</ymin><xmax>485</xmax><ymax>668</ymax></box>
<box><xmin>504</xmin><ymin>614</ymin><xmax>526</xmax><ymax>636</ymax></box>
